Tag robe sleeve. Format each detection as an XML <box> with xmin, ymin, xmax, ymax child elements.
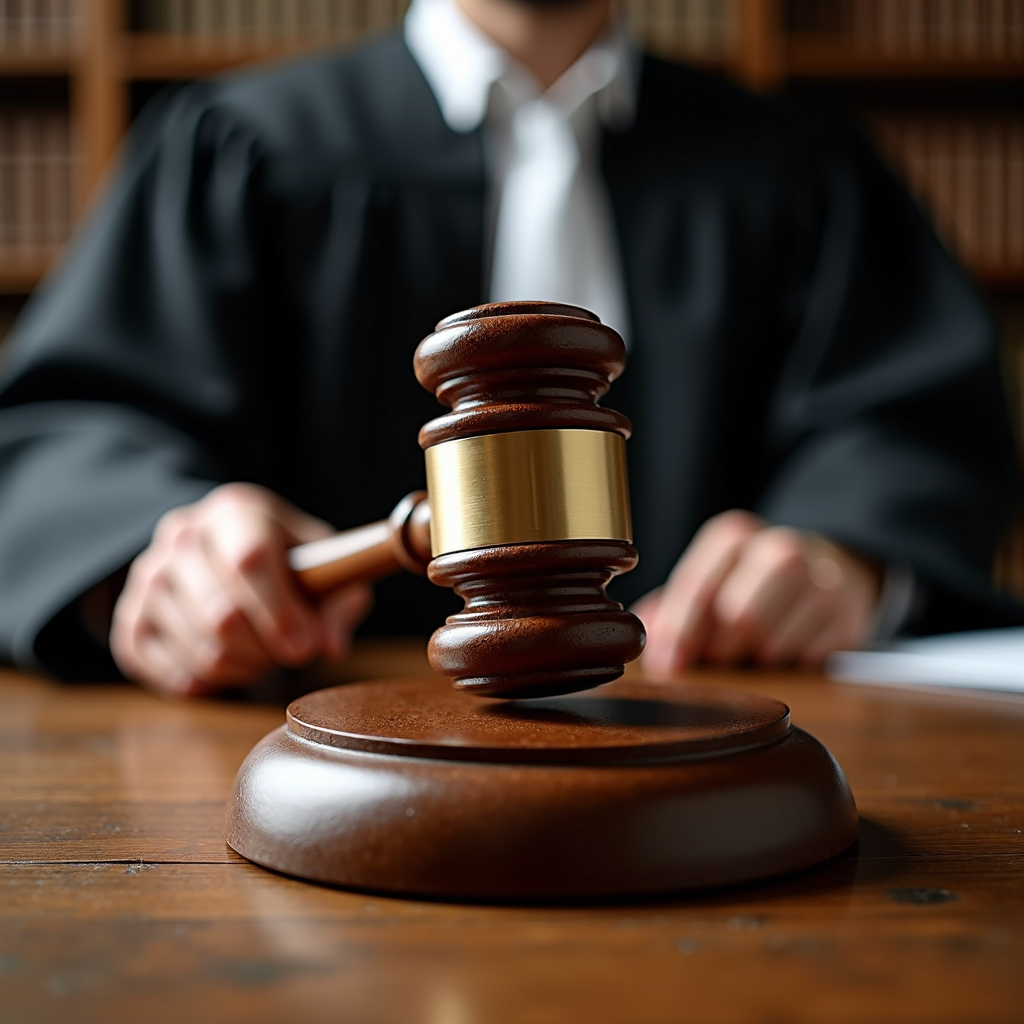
<box><xmin>0</xmin><ymin>84</ymin><xmax>283</xmax><ymax>677</ymax></box>
<box><xmin>757</xmin><ymin>128</ymin><xmax>1022</xmax><ymax>631</ymax></box>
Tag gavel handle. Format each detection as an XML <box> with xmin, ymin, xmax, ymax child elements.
<box><xmin>288</xmin><ymin>491</ymin><xmax>432</xmax><ymax>598</ymax></box>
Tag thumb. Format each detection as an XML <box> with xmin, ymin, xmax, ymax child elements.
<box><xmin>267</xmin><ymin>495</ymin><xmax>336</xmax><ymax>547</ymax></box>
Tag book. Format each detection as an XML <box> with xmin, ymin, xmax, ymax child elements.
<box><xmin>0</xmin><ymin>107</ymin><xmax>73</xmax><ymax>266</ymax></box>
<box><xmin>132</xmin><ymin>0</ymin><xmax>411</xmax><ymax>43</ymax></box>
<box><xmin>787</xmin><ymin>0</ymin><xmax>1024</xmax><ymax>58</ymax></box>
<box><xmin>870</xmin><ymin>110</ymin><xmax>1024</xmax><ymax>282</ymax></box>
<box><xmin>0</xmin><ymin>0</ymin><xmax>78</xmax><ymax>51</ymax></box>
<box><xmin>626</xmin><ymin>0</ymin><xmax>734</xmax><ymax>58</ymax></box>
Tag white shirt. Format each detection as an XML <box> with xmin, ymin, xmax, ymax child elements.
<box><xmin>404</xmin><ymin>0</ymin><xmax>635</xmax><ymax>342</ymax></box>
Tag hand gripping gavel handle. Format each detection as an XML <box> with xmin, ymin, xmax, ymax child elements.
<box><xmin>287</xmin><ymin>492</ymin><xmax>432</xmax><ymax>598</ymax></box>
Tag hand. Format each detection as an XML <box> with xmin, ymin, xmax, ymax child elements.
<box><xmin>111</xmin><ymin>483</ymin><xmax>373</xmax><ymax>696</ymax></box>
<box><xmin>634</xmin><ymin>511</ymin><xmax>881</xmax><ymax>674</ymax></box>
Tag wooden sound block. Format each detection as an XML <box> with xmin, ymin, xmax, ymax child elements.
<box><xmin>225</xmin><ymin>675</ymin><xmax>858</xmax><ymax>900</ymax></box>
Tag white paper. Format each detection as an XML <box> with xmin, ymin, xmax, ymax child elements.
<box><xmin>826</xmin><ymin>628</ymin><xmax>1024</xmax><ymax>694</ymax></box>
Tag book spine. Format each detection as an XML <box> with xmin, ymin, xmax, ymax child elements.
<box><xmin>691</xmin><ymin>0</ymin><xmax>712</xmax><ymax>54</ymax></box>
<box><xmin>0</xmin><ymin>107</ymin><xmax>72</xmax><ymax>265</ymax></box>
<box><xmin>908</xmin><ymin>0</ymin><xmax>925</xmax><ymax>52</ymax></box>
<box><xmin>954</xmin><ymin>117</ymin><xmax>980</xmax><ymax>265</ymax></box>
<box><xmin>855</xmin><ymin>0</ymin><xmax>875</xmax><ymax>49</ymax></box>
<box><xmin>167</xmin><ymin>0</ymin><xmax>185</xmax><ymax>36</ymax></box>
<box><xmin>194</xmin><ymin>0</ymin><xmax>213</xmax><ymax>44</ymax></box>
<box><xmin>709</xmin><ymin>0</ymin><xmax>728</xmax><ymax>53</ymax></box>
<box><xmin>0</xmin><ymin>114</ymin><xmax>12</xmax><ymax>260</ymax></box>
<box><xmin>308</xmin><ymin>0</ymin><xmax>326</xmax><ymax>39</ymax></box>
<box><xmin>1008</xmin><ymin>118</ymin><xmax>1024</xmax><ymax>271</ymax></box>
<box><xmin>872</xmin><ymin>110</ymin><xmax>1023</xmax><ymax>283</ymax></box>
<box><xmin>654</xmin><ymin>0</ymin><xmax>675</xmax><ymax>55</ymax></box>
<box><xmin>820</xmin><ymin>0</ymin><xmax>1024</xmax><ymax>54</ymax></box>
<box><xmin>979</xmin><ymin>116</ymin><xmax>1004</xmax><ymax>274</ymax></box>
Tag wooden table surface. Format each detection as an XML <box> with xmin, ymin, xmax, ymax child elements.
<box><xmin>2</xmin><ymin>641</ymin><xmax>1023</xmax><ymax>1024</ymax></box>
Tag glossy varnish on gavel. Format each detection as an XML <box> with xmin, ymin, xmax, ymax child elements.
<box><xmin>289</xmin><ymin>300</ymin><xmax>645</xmax><ymax>699</ymax></box>
<box><xmin>228</xmin><ymin>300</ymin><xmax>859</xmax><ymax>900</ymax></box>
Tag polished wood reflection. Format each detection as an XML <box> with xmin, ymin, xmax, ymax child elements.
<box><xmin>2</xmin><ymin>642</ymin><xmax>1023</xmax><ymax>1022</ymax></box>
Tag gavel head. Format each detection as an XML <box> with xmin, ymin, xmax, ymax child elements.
<box><xmin>414</xmin><ymin>300</ymin><xmax>646</xmax><ymax>699</ymax></box>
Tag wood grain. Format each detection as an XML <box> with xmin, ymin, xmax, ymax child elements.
<box><xmin>2</xmin><ymin>644</ymin><xmax>1023</xmax><ymax>1023</ymax></box>
<box><xmin>414</xmin><ymin>301</ymin><xmax>644</xmax><ymax>697</ymax></box>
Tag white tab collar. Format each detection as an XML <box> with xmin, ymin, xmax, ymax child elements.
<box><xmin>405</xmin><ymin>0</ymin><xmax>637</xmax><ymax>134</ymax></box>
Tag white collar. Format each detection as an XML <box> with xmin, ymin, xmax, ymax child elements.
<box><xmin>404</xmin><ymin>0</ymin><xmax>637</xmax><ymax>134</ymax></box>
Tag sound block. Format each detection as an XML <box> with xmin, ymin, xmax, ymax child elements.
<box><xmin>225</xmin><ymin>675</ymin><xmax>858</xmax><ymax>900</ymax></box>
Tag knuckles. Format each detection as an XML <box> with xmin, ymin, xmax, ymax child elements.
<box><xmin>152</xmin><ymin>506</ymin><xmax>197</xmax><ymax>547</ymax></box>
<box><xmin>191</xmin><ymin>642</ymin><xmax>238</xmax><ymax>682</ymax></box>
<box><xmin>208</xmin><ymin>601</ymin><xmax>246</xmax><ymax>641</ymax></box>
<box><xmin>700</xmin><ymin>509</ymin><xmax>763</xmax><ymax>546</ymax></box>
<box><xmin>751</xmin><ymin>528</ymin><xmax>807</xmax><ymax>577</ymax></box>
<box><xmin>114</xmin><ymin>483</ymin><xmax>320</xmax><ymax>695</ymax></box>
<box><xmin>203</xmin><ymin>482</ymin><xmax>275</xmax><ymax>519</ymax></box>
<box><xmin>226</xmin><ymin>540</ymin><xmax>273</xmax><ymax>578</ymax></box>
<box><xmin>659</xmin><ymin>514</ymin><xmax>874</xmax><ymax>670</ymax></box>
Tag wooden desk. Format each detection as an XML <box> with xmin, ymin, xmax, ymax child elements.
<box><xmin>2</xmin><ymin>642</ymin><xmax>1023</xmax><ymax>1023</ymax></box>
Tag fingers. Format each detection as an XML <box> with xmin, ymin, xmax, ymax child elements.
<box><xmin>642</xmin><ymin>510</ymin><xmax>762</xmax><ymax>675</ymax></box>
<box><xmin>320</xmin><ymin>584</ymin><xmax>375</xmax><ymax>662</ymax></box>
<box><xmin>704</xmin><ymin>527</ymin><xmax>812</xmax><ymax>665</ymax></box>
<box><xmin>159</xmin><ymin>534</ymin><xmax>274</xmax><ymax>675</ymax></box>
<box><xmin>629</xmin><ymin>588</ymin><xmax>663</xmax><ymax>632</ymax></box>
<box><xmin>641</xmin><ymin>513</ymin><xmax>882</xmax><ymax>675</ymax></box>
<box><xmin>110</xmin><ymin>483</ymin><xmax>364</xmax><ymax>698</ymax></box>
<box><xmin>111</xmin><ymin>548</ymin><xmax>227</xmax><ymax>697</ymax></box>
<box><xmin>201</xmin><ymin>490</ymin><xmax>323</xmax><ymax>666</ymax></box>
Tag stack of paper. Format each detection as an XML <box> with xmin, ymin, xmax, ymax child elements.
<box><xmin>826</xmin><ymin>628</ymin><xmax>1024</xmax><ymax>695</ymax></box>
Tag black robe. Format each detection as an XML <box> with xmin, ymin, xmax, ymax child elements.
<box><xmin>0</xmin><ymin>33</ymin><xmax>1020</xmax><ymax>678</ymax></box>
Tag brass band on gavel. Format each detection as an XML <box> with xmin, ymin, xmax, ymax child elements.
<box><xmin>424</xmin><ymin>428</ymin><xmax>632</xmax><ymax>558</ymax></box>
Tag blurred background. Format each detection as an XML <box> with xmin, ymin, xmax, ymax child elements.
<box><xmin>1</xmin><ymin>0</ymin><xmax>1022</xmax><ymax>596</ymax></box>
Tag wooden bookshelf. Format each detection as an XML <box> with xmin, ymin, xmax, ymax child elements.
<box><xmin>786</xmin><ymin>42</ymin><xmax>1024</xmax><ymax>80</ymax></box>
<box><xmin>2</xmin><ymin>0</ymin><xmax>1019</xmax><ymax>291</ymax></box>
<box><xmin>0</xmin><ymin>259</ymin><xmax>50</xmax><ymax>293</ymax></box>
<box><xmin>0</xmin><ymin>50</ymin><xmax>78</xmax><ymax>74</ymax></box>
<box><xmin>124</xmin><ymin>32</ymin><xmax>366</xmax><ymax>79</ymax></box>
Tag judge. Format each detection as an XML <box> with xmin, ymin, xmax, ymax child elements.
<box><xmin>0</xmin><ymin>0</ymin><xmax>1019</xmax><ymax>695</ymax></box>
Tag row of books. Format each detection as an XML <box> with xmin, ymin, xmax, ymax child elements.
<box><xmin>134</xmin><ymin>0</ymin><xmax>408</xmax><ymax>41</ymax></box>
<box><xmin>131</xmin><ymin>0</ymin><xmax>735</xmax><ymax>53</ymax></box>
<box><xmin>787</xmin><ymin>0</ymin><xmax>1024</xmax><ymax>56</ymax></box>
<box><xmin>872</xmin><ymin>112</ymin><xmax>1024</xmax><ymax>277</ymax></box>
<box><xmin>0</xmin><ymin>0</ymin><xmax>77</xmax><ymax>50</ymax></box>
<box><xmin>6</xmin><ymin>0</ymin><xmax>1022</xmax><ymax>57</ymax></box>
<box><xmin>0</xmin><ymin>109</ymin><xmax>75</xmax><ymax>263</ymax></box>
<box><xmin>626</xmin><ymin>0</ymin><xmax>734</xmax><ymax>56</ymax></box>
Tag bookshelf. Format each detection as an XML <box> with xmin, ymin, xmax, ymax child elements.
<box><xmin>2</xmin><ymin>0</ymin><xmax>1023</xmax><ymax>594</ymax></box>
<box><xmin>2</xmin><ymin>0</ymin><xmax>1020</xmax><ymax>291</ymax></box>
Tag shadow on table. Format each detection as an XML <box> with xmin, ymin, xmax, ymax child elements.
<box><xmin>639</xmin><ymin>817</ymin><xmax>904</xmax><ymax>911</ymax></box>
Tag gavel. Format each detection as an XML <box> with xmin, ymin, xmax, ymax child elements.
<box><xmin>227</xmin><ymin>300</ymin><xmax>860</xmax><ymax>900</ymax></box>
<box><xmin>287</xmin><ymin>300</ymin><xmax>645</xmax><ymax>700</ymax></box>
